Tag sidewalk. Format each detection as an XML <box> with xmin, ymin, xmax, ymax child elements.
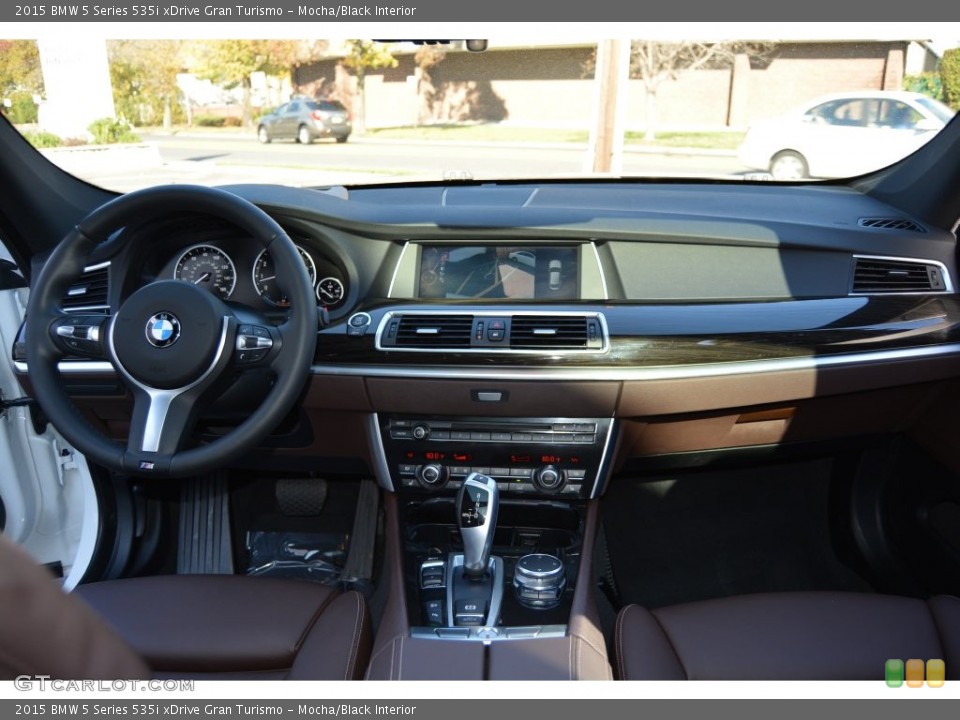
<box><xmin>143</xmin><ymin>129</ymin><xmax>739</xmax><ymax>157</ymax></box>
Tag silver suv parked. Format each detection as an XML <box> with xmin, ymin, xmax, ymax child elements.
<box><xmin>256</xmin><ymin>99</ymin><xmax>352</xmax><ymax>144</ymax></box>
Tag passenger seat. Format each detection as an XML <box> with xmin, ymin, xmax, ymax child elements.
<box><xmin>614</xmin><ymin>591</ymin><xmax>960</xmax><ymax>680</ymax></box>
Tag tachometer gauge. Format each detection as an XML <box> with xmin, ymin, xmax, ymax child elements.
<box><xmin>252</xmin><ymin>246</ymin><xmax>317</xmax><ymax>307</ymax></box>
<box><xmin>316</xmin><ymin>277</ymin><xmax>346</xmax><ymax>308</ymax></box>
<box><xmin>174</xmin><ymin>244</ymin><xmax>236</xmax><ymax>299</ymax></box>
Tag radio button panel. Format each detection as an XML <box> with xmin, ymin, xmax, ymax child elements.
<box><xmin>379</xmin><ymin>415</ymin><xmax>614</xmax><ymax>499</ymax></box>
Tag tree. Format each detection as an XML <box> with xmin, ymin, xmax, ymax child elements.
<box><xmin>414</xmin><ymin>45</ymin><xmax>446</xmax><ymax>125</ymax></box>
<box><xmin>941</xmin><ymin>48</ymin><xmax>960</xmax><ymax>111</ymax></box>
<box><xmin>108</xmin><ymin>40</ymin><xmax>183</xmax><ymax>128</ymax></box>
<box><xmin>584</xmin><ymin>41</ymin><xmax>771</xmax><ymax>141</ymax></box>
<box><xmin>0</xmin><ymin>40</ymin><xmax>43</xmax><ymax>123</ymax></box>
<box><xmin>340</xmin><ymin>41</ymin><xmax>398</xmax><ymax>133</ymax></box>
<box><xmin>0</xmin><ymin>40</ymin><xmax>43</xmax><ymax>95</ymax></box>
<box><xmin>193</xmin><ymin>40</ymin><xmax>320</xmax><ymax>127</ymax></box>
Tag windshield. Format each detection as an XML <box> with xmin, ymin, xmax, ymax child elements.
<box><xmin>1</xmin><ymin>35</ymin><xmax>957</xmax><ymax>190</ymax></box>
<box><xmin>916</xmin><ymin>94</ymin><xmax>956</xmax><ymax>123</ymax></box>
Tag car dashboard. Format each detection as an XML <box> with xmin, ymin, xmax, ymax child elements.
<box><xmin>17</xmin><ymin>179</ymin><xmax>960</xmax><ymax>477</ymax></box>
<box><xmin>12</xmin><ymin>176</ymin><xmax>960</xmax><ymax>677</ymax></box>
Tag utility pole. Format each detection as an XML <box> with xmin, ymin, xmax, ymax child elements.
<box><xmin>586</xmin><ymin>39</ymin><xmax>631</xmax><ymax>174</ymax></box>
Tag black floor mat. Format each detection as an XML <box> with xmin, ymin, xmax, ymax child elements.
<box><xmin>602</xmin><ymin>457</ymin><xmax>872</xmax><ymax>610</ymax></box>
<box><xmin>230</xmin><ymin>477</ymin><xmax>360</xmax><ymax>578</ymax></box>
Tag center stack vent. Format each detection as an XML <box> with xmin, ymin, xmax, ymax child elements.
<box><xmin>378</xmin><ymin>312</ymin><xmax>607</xmax><ymax>352</ymax></box>
<box><xmin>394</xmin><ymin>314</ymin><xmax>475</xmax><ymax>348</ymax></box>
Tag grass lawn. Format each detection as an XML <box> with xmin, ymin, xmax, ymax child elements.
<box><xmin>364</xmin><ymin>124</ymin><xmax>744</xmax><ymax>149</ymax></box>
<box><xmin>626</xmin><ymin>131</ymin><xmax>745</xmax><ymax>150</ymax></box>
<box><xmin>135</xmin><ymin>122</ymin><xmax>745</xmax><ymax>150</ymax></box>
<box><xmin>365</xmin><ymin>125</ymin><xmax>588</xmax><ymax>144</ymax></box>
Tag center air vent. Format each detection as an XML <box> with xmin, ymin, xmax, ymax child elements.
<box><xmin>392</xmin><ymin>314</ymin><xmax>474</xmax><ymax>348</ymax></box>
<box><xmin>510</xmin><ymin>315</ymin><xmax>592</xmax><ymax>349</ymax></box>
<box><xmin>852</xmin><ymin>256</ymin><xmax>949</xmax><ymax>294</ymax></box>
<box><xmin>377</xmin><ymin>312</ymin><xmax>607</xmax><ymax>353</ymax></box>
<box><xmin>62</xmin><ymin>264</ymin><xmax>110</xmax><ymax>311</ymax></box>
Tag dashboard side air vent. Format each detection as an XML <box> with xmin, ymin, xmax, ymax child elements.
<box><xmin>62</xmin><ymin>264</ymin><xmax>110</xmax><ymax>311</ymax></box>
<box><xmin>510</xmin><ymin>315</ymin><xmax>598</xmax><ymax>349</ymax></box>
<box><xmin>858</xmin><ymin>217</ymin><xmax>926</xmax><ymax>233</ymax></box>
<box><xmin>385</xmin><ymin>313</ymin><xmax>474</xmax><ymax>348</ymax></box>
<box><xmin>852</xmin><ymin>256</ymin><xmax>949</xmax><ymax>294</ymax></box>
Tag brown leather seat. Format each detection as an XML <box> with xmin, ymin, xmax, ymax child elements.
<box><xmin>0</xmin><ymin>535</ymin><xmax>371</xmax><ymax>680</ymax></box>
<box><xmin>614</xmin><ymin>591</ymin><xmax>960</xmax><ymax>680</ymax></box>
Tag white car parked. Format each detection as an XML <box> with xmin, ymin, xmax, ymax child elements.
<box><xmin>737</xmin><ymin>91</ymin><xmax>955</xmax><ymax>180</ymax></box>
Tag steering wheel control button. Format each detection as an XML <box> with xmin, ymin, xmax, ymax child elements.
<box><xmin>514</xmin><ymin>553</ymin><xmax>567</xmax><ymax>609</ymax></box>
<box><xmin>53</xmin><ymin>315</ymin><xmax>107</xmax><ymax>356</ymax></box>
<box><xmin>237</xmin><ymin>348</ymin><xmax>269</xmax><ymax>364</ymax></box>
<box><xmin>145</xmin><ymin>312</ymin><xmax>180</xmax><ymax>348</ymax></box>
<box><xmin>235</xmin><ymin>324</ymin><xmax>274</xmax><ymax>365</ymax></box>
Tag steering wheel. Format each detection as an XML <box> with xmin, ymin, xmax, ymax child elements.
<box><xmin>25</xmin><ymin>185</ymin><xmax>317</xmax><ymax>477</ymax></box>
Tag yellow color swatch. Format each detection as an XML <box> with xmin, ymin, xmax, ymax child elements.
<box><xmin>926</xmin><ymin>659</ymin><xmax>945</xmax><ymax>688</ymax></box>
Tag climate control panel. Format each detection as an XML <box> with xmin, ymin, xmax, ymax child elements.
<box><xmin>377</xmin><ymin>416</ymin><xmax>614</xmax><ymax>499</ymax></box>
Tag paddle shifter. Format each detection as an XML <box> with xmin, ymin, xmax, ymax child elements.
<box><xmin>457</xmin><ymin>473</ymin><xmax>499</xmax><ymax>580</ymax></box>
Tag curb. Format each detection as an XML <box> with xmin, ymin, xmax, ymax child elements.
<box><xmin>40</xmin><ymin>143</ymin><xmax>163</xmax><ymax>173</ymax></box>
<box><xmin>142</xmin><ymin>132</ymin><xmax>739</xmax><ymax>158</ymax></box>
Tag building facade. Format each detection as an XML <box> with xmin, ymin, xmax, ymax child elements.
<box><xmin>293</xmin><ymin>41</ymin><xmax>936</xmax><ymax>132</ymax></box>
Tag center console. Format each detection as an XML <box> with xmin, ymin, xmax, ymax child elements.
<box><xmin>362</xmin><ymin>241</ymin><xmax>617</xmax><ymax>679</ymax></box>
<box><xmin>403</xmin><ymin>475</ymin><xmax>582</xmax><ymax>630</ymax></box>
<box><xmin>366</xmin><ymin>412</ymin><xmax>616</xmax><ymax>679</ymax></box>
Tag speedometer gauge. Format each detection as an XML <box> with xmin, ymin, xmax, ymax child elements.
<box><xmin>252</xmin><ymin>246</ymin><xmax>317</xmax><ymax>307</ymax></box>
<box><xmin>174</xmin><ymin>244</ymin><xmax>236</xmax><ymax>299</ymax></box>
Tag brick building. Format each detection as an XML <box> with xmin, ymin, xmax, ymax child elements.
<box><xmin>293</xmin><ymin>40</ymin><xmax>940</xmax><ymax>132</ymax></box>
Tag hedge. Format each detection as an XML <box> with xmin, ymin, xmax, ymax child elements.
<box><xmin>941</xmin><ymin>48</ymin><xmax>960</xmax><ymax>111</ymax></box>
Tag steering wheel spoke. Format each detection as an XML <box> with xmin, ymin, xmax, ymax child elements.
<box><xmin>127</xmin><ymin>387</ymin><xmax>197</xmax><ymax>457</ymax></box>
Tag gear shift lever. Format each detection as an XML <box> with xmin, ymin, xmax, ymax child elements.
<box><xmin>457</xmin><ymin>473</ymin><xmax>499</xmax><ymax>580</ymax></box>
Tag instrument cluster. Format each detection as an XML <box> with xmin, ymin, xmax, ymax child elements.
<box><xmin>163</xmin><ymin>238</ymin><xmax>348</xmax><ymax>312</ymax></box>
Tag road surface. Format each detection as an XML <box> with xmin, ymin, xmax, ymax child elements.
<box><xmin>72</xmin><ymin>132</ymin><xmax>750</xmax><ymax>192</ymax></box>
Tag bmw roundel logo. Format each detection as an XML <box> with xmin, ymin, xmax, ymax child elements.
<box><xmin>145</xmin><ymin>312</ymin><xmax>180</xmax><ymax>348</ymax></box>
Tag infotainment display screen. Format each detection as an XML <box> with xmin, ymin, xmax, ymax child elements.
<box><xmin>417</xmin><ymin>245</ymin><xmax>579</xmax><ymax>299</ymax></box>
